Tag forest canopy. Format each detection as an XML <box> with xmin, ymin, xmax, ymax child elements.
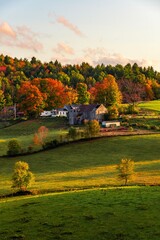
<box><xmin>0</xmin><ymin>54</ymin><xmax>160</xmax><ymax>116</ymax></box>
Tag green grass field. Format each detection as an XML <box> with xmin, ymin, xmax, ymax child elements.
<box><xmin>0</xmin><ymin>118</ymin><xmax>68</xmax><ymax>156</ymax></box>
<box><xmin>139</xmin><ymin>100</ymin><xmax>160</xmax><ymax>112</ymax></box>
<box><xmin>0</xmin><ymin>134</ymin><xmax>160</xmax><ymax>195</ymax></box>
<box><xmin>1</xmin><ymin>187</ymin><xmax>160</xmax><ymax>240</ymax></box>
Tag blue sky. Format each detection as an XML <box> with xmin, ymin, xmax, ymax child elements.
<box><xmin>0</xmin><ymin>0</ymin><xmax>160</xmax><ymax>70</ymax></box>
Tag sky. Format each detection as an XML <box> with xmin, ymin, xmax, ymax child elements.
<box><xmin>0</xmin><ymin>0</ymin><xmax>160</xmax><ymax>70</ymax></box>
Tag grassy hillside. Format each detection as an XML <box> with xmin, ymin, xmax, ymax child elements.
<box><xmin>1</xmin><ymin>187</ymin><xmax>160</xmax><ymax>240</ymax></box>
<box><xmin>0</xmin><ymin>134</ymin><xmax>160</xmax><ymax>195</ymax></box>
<box><xmin>139</xmin><ymin>100</ymin><xmax>160</xmax><ymax>112</ymax></box>
<box><xmin>0</xmin><ymin>118</ymin><xmax>68</xmax><ymax>156</ymax></box>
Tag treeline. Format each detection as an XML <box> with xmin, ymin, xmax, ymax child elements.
<box><xmin>0</xmin><ymin>54</ymin><xmax>160</xmax><ymax>116</ymax></box>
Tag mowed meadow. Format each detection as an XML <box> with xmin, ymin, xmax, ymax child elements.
<box><xmin>1</xmin><ymin>187</ymin><xmax>160</xmax><ymax>240</ymax></box>
<box><xmin>0</xmin><ymin>129</ymin><xmax>160</xmax><ymax>195</ymax></box>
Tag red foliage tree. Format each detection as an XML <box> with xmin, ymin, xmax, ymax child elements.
<box><xmin>118</xmin><ymin>78</ymin><xmax>146</xmax><ymax>104</ymax></box>
<box><xmin>32</xmin><ymin>78</ymin><xmax>69</xmax><ymax>109</ymax></box>
<box><xmin>17</xmin><ymin>82</ymin><xmax>45</xmax><ymax>117</ymax></box>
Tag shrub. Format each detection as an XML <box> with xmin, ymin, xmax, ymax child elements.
<box><xmin>42</xmin><ymin>139</ymin><xmax>58</xmax><ymax>150</ymax></box>
<box><xmin>68</xmin><ymin>127</ymin><xmax>79</xmax><ymax>140</ymax></box>
<box><xmin>127</xmin><ymin>104</ymin><xmax>139</xmax><ymax>114</ymax></box>
<box><xmin>7</xmin><ymin>139</ymin><xmax>22</xmax><ymax>156</ymax></box>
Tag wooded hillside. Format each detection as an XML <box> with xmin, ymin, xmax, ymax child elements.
<box><xmin>0</xmin><ymin>54</ymin><xmax>160</xmax><ymax>116</ymax></box>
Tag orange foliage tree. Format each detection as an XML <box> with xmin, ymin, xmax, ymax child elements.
<box><xmin>33</xmin><ymin>126</ymin><xmax>49</xmax><ymax>146</ymax></box>
<box><xmin>32</xmin><ymin>78</ymin><xmax>70</xmax><ymax>109</ymax></box>
<box><xmin>17</xmin><ymin>82</ymin><xmax>45</xmax><ymax>117</ymax></box>
<box><xmin>65</xmin><ymin>86</ymin><xmax>78</xmax><ymax>105</ymax></box>
<box><xmin>89</xmin><ymin>75</ymin><xmax>122</xmax><ymax>106</ymax></box>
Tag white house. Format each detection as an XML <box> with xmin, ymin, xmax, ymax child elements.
<box><xmin>51</xmin><ymin>108</ymin><xmax>68</xmax><ymax>117</ymax></box>
<box><xmin>40</xmin><ymin>111</ymin><xmax>52</xmax><ymax>117</ymax></box>
<box><xmin>102</xmin><ymin>120</ymin><xmax>121</xmax><ymax>128</ymax></box>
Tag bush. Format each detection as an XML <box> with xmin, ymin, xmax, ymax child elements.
<box><xmin>105</xmin><ymin>106</ymin><xmax>119</xmax><ymax>120</ymax></box>
<box><xmin>68</xmin><ymin>127</ymin><xmax>80</xmax><ymax>140</ymax></box>
<box><xmin>7</xmin><ymin>139</ymin><xmax>22</xmax><ymax>156</ymax></box>
<box><xmin>42</xmin><ymin>139</ymin><xmax>58</xmax><ymax>150</ymax></box>
<box><xmin>127</xmin><ymin>104</ymin><xmax>139</xmax><ymax>114</ymax></box>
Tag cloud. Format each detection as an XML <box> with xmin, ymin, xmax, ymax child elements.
<box><xmin>83</xmin><ymin>48</ymin><xmax>158</xmax><ymax>69</ymax></box>
<box><xmin>16</xmin><ymin>26</ymin><xmax>43</xmax><ymax>52</ymax></box>
<box><xmin>53</xmin><ymin>42</ymin><xmax>74</xmax><ymax>56</ymax></box>
<box><xmin>0</xmin><ymin>21</ymin><xmax>43</xmax><ymax>52</ymax></box>
<box><xmin>55</xmin><ymin>15</ymin><xmax>84</xmax><ymax>37</ymax></box>
<box><xmin>0</xmin><ymin>22</ymin><xmax>16</xmax><ymax>38</ymax></box>
<box><xmin>52</xmin><ymin>46</ymin><xmax>159</xmax><ymax>70</ymax></box>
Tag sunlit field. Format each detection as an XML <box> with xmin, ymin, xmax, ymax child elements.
<box><xmin>0</xmin><ymin>118</ymin><xmax>68</xmax><ymax>156</ymax></box>
<box><xmin>139</xmin><ymin>100</ymin><xmax>160</xmax><ymax>112</ymax></box>
<box><xmin>0</xmin><ymin>134</ymin><xmax>160</xmax><ymax>195</ymax></box>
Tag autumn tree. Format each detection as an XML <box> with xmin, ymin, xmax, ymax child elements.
<box><xmin>145</xmin><ymin>79</ymin><xmax>154</xmax><ymax>100</ymax></box>
<box><xmin>89</xmin><ymin>75</ymin><xmax>122</xmax><ymax>106</ymax></box>
<box><xmin>32</xmin><ymin>78</ymin><xmax>69</xmax><ymax>109</ymax></box>
<box><xmin>12</xmin><ymin>161</ymin><xmax>34</xmax><ymax>191</ymax></box>
<box><xmin>0</xmin><ymin>90</ymin><xmax>5</xmax><ymax>110</ymax></box>
<box><xmin>65</xmin><ymin>86</ymin><xmax>78</xmax><ymax>104</ymax></box>
<box><xmin>118</xmin><ymin>78</ymin><xmax>145</xmax><ymax>104</ymax></box>
<box><xmin>17</xmin><ymin>82</ymin><xmax>45</xmax><ymax>117</ymax></box>
<box><xmin>33</xmin><ymin>126</ymin><xmax>49</xmax><ymax>146</ymax></box>
<box><xmin>117</xmin><ymin>159</ymin><xmax>135</xmax><ymax>185</ymax></box>
<box><xmin>76</xmin><ymin>83</ymin><xmax>90</xmax><ymax>104</ymax></box>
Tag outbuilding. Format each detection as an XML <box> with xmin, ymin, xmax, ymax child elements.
<box><xmin>102</xmin><ymin>120</ymin><xmax>121</xmax><ymax>128</ymax></box>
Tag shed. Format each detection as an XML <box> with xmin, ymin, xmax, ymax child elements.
<box><xmin>102</xmin><ymin>120</ymin><xmax>121</xmax><ymax>128</ymax></box>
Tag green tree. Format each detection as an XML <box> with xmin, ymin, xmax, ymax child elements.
<box><xmin>76</xmin><ymin>83</ymin><xmax>90</xmax><ymax>104</ymax></box>
<box><xmin>7</xmin><ymin>139</ymin><xmax>22</xmax><ymax>156</ymax></box>
<box><xmin>117</xmin><ymin>159</ymin><xmax>135</xmax><ymax>185</ymax></box>
<box><xmin>70</xmin><ymin>70</ymin><xmax>85</xmax><ymax>88</ymax></box>
<box><xmin>85</xmin><ymin>120</ymin><xmax>100</xmax><ymax>138</ymax></box>
<box><xmin>105</xmin><ymin>106</ymin><xmax>119</xmax><ymax>120</ymax></box>
<box><xmin>12</xmin><ymin>161</ymin><xmax>34</xmax><ymax>191</ymax></box>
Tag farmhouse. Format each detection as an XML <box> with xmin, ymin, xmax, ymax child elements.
<box><xmin>66</xmin><ymin>104</ymin><xmax>107</xmax><ymax>125</ymax></box>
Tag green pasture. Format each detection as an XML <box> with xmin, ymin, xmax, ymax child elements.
<box><xmin>138</xmin><ymin>100</ymin><xmax>160</xmax><ymax>112</ymax></box>
<box><xmin>1</xmin><ymin>187</ymin><xmax>160</xmax><ymax>240</ymax></box>
<box><xmin>0</xmin><ymin>134</ymin><xmax>160</xmax><ymax>195</ymax></box>
<box><xmin>0</xmin><ymin>118</ymin><xmax>68</xmax><ymax>156</ymax></box>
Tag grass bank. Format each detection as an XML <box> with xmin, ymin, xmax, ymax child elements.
<box><xmin>1</xmin><ymin>186</ymin><xmax>160</xmax><ymax>240</ymax></box>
